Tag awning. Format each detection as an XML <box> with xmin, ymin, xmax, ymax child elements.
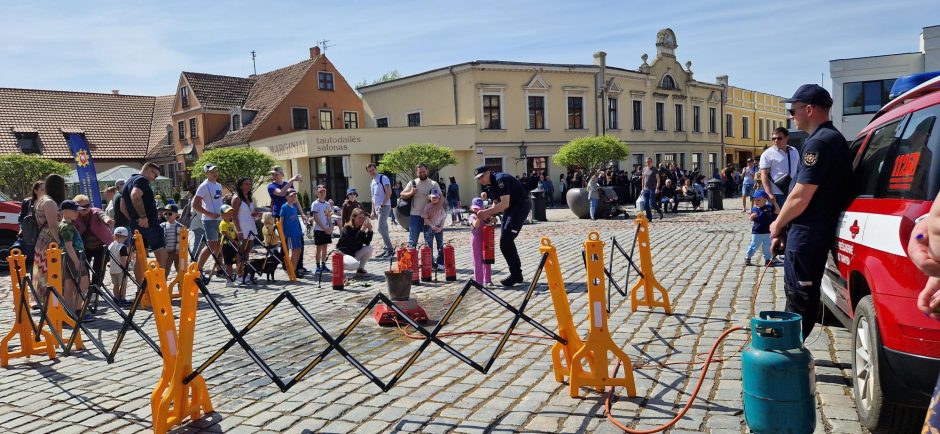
<box><xmin>177</xmin><ymin>142</ymin><xmax>195</xmax><ymax>156</ymax></box>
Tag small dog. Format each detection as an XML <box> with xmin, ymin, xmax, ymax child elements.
<box><xmin>246</xmin><ymin>254</ymin><xmax>278</xmax><ymax>283</ymax></box>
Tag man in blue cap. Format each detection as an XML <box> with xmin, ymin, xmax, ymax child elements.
<box><xmin>475</xmin><ymin>165</ymin><xmax>531</xmax><ymax>287</ymax></box>
<box><xmin>770</xmin><ymin>84</ymin><xmax>851</xmax><ymax>340</ymax></box>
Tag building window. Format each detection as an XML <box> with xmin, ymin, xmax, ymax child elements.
<box><xmin>178</xmin><ymin>121</ymin><xmax>185</xmax><ymax>139</ymax></box>
<box><xmin>344</xmin><ymin>112</ymin><xmax>359</xmax><ymax>129</ymax></box>
<box><xmin>376</xmin><ymin>117</ymin><xmax>389</xmax><ymax>128</ymax></box>
<box><xmin>290</xmin><ymin>107</ymin><xmax>309</xmax><ymax>130</ymax></box>
<box><xmin>709</xmin><ymin>107</ymin><xmax>717</xmax><ymax>133</ymax></box>
<box><xmin>407</xmin><ymin>112</ymin><xmax>421</xmax><ymax>127</ymax></box>
<box><xmin>180</xmin><ymin>86</ymin><xmax>190</xmax><ymax>108</ymax></box>
<box><xmin>693</xmin><ymin>106</ymin><xmax>701</xmax><ymax>132</ymax></box>
<box><xmin>844</xmin><ymin>79</ymin><xmax>896</xmax><ymax>115</ymax></box>
<box><xmin>708</xmin><ymin>153</ymin><xmax>717</xmax><ymax>174</ymax></box>
<box><xmin>567</xmin><ymin>96</ymin><xmax>584</xmax><ymax>129</ymax></box>
<box><xmin>484</xmin><ymin>157</ymin><xmax>503</xmax><ymax>173</ymax></box>
<box><xmin>608</xmin><ymin>97</ymin><xmax>619</xmax><ymax>130</ymax></box>
<box><xmin>742</xmin><ymin>117</ymin><xmax>749</xmax><ymax>138</ymax></box>
<box><xmin>632</xmin><ymin>100</ymin><xmax>643</xmax><ymax>130</ymax></box>
<box><xmin>527</xmin><ymin>156</ymin><xmax>549</xmax><ymax>177</ymax></box>
<box><xmin>15</xmin><ymin>132</ymin><xmax>39</xmax><ymax>154</ymax></box>
<box><xmin>319</xmin><ymin>109</ymin><xmax>333</xmax><ymax>130</ymax></box>
<box><xmin>655</xmin><ymin>102</ymin><xmax>665</xmax><ymax>131</ymax></box>
<box><xmin>660</xmin><ymin>75</ymin><xmax>676</xmax><ymax>90</ymax></box>
<box><xmin>483</xmin><ymin>95</ymin><xmax>501</xmax><ymax>129</ymax></box>
<box><xmin>528</xmin><ymin>95</ymin><xmax>545</xmax><ymax>129</ymax></box>
<box><xmin>231</xmin><ymin>114</ymin><xmax>241</xmax><ymax>132</ymax></box>
<box><xmin>318</xmin><ymin>72</ymin><xmax>335</xmax><ymax>91</ymax></box>
<box><xmin>725</xmin><ymin>114</ymin><xmax>733</xmax><ymax>137</ymax></box>
<box><xmin>674</xmin><ymin>104</ymin><xmax>684</xmax><ymax>131</ymax></box>
<box><xmin>189</xmin><ymin>118</ymin><xmax>197</xmax><ymax>138</ymax></box>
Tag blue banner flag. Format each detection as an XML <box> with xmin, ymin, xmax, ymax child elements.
<box><xmin>66</xmin><ymin>133</ymin><xmax>102</xmax><ymax>208</ymax></box>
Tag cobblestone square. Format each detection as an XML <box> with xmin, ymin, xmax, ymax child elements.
<box><xmin>1</xmin><ymin>201</ymin><xmax>861</xmax><ymax>433</ymax></box>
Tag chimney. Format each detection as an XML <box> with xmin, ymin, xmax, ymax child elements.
<box><xmin>310</xmin><ymin>46</ymin><xmax>321</xmax><ymax>58</ymax></box>
<box><xmin>111</xmin><ymin>90</ymin><xmax>120</xmax><ymax>95</ymax></box>
<box><xmin>716</xmin><ymin>75</ymin><xmax>729</xmax><ymax>87</ymax></box>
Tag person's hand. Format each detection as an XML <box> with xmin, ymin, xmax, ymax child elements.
<box><xmin>909</xmin><ymin>218</ymin><xmax>940</xmax><ymax>276</ymax></box>
<box><xmin>918</xmin><ymin>277</ymin><xmax>940</xmax><ymax>320</ymax></box>
<box><xmin>291</xmin><ymin>174</ymin><xmax>302</xmax><ymax>183</ymax></box>
<box><xmin>137</xmin><ymin>217</ymin><xmax>149</xmax><ymax>229</ymax></box>
<box><xmin>370</xmin><ymin>211</ymin><xmax>377</xmax><ymax>219</ymax></box>
<box><xmin>363</xmin><ymin>219</ymin><xmax>373</xmax><ymax>230</ymax></box>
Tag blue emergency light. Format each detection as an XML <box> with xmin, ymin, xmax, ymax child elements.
<box><xmin>890</xmin><ymin>71</ymin><xmax>940</xmax><ymax>100</ymax></box>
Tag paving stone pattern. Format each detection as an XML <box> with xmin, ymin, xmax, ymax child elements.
<box><xmin>0</xmin><ymin>200</ymin><xmax>864</xmax><ymax>433</ymax></box>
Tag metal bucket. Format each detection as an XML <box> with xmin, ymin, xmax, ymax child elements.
<box><xmin>384</xmin><ymin>271</ymin><xmax>413</xmax><ymax>301</ymax></box>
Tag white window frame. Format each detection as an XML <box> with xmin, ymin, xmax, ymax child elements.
<box><xmin>189</xmin><ymin>117</ymin><xmax>198</xmax><ymax>138</ymax></box>
<box><xmin>291</xmin><ymin>106</ymin><xmax>310</xmax><ymax>130</ymax></box>
<box><xmin>525</xmin><ymin>93</ymin><xmax>548</xmax><ymax>130</ymax></box>
<box><xmin>674</xmin><ymin>103</ymin><xmax>684</xmax><ymax>132</ymax></box>
<box><xmin>725</xmin><ymin>113</ymin><xmax>734</xmax><ymax>137</ymax></box>
<box><xmin>655</xmin><ymin>101</ymin><xmax>666</xmax><ymax>131</ymax></box>
<box><xmin>483</xmin><ymin>156</ymin><xmax>506</xmax><ymax>173</ymax></box>
<box><xmin>632</xmin><ymin>99</ymin><xmax>643</xmax><ymax>131</ymax></box>
<box><xmin>317</xmin><ymin>71</ymin><xmax>335</xmax><ymax>91</ymax></box>
<box><xmin>608</xmin><ymin>96</ymin><xmax>620</xmax><ymax>130</ymax></box>
<box><xmin>406</xmin><ymin>110</ymin><xmax>422</xmax><ymax>127</ymax></box>
<box><xmin>374</xmin><ymin>116</ymin><xmax>389</xmax><ymax>128</ymax></box>
<box><xmin>480</xmin><ymin>92</ymin><xmax>504</xmax><ymax>130</ymax></box>
<box><xmin>742</xmin><ymin>115</ymin><xmax>750</xmax><ymax>139</ymax></box>
<box><xmin>660</xmin><ymin>74</ymin><xmax>677</xmax><ymax>90</ymax></box>
<box><xmin>692</xmin><ymin>105</ymin><xmax>701</xmax><ymax>133</ymax></box>
<box><xmin>231</xmin><ymin>113</ymin><xmax>242</xmax><ymax>131</ymax></box>
<box><xmin>343</xmin><ymin>111</ymin><xmax>359</xmax><ymax>129</ymax></box>
<box><xmin>565</xmin><ymin>92</ymin><xmax>587</xmax><ymax>130</ymax></box>
<box><xmin>709</xmin><ymin>107</ymin><xmax>717</xmax><ymax>133</ymax></box>
<box><xmin>319</xmin><ymin>109</ymin><xmax>333</xmax><ymax>130</ymax></box>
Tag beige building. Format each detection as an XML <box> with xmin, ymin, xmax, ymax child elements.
<box><xmin>720</xmin><ymin>78</ymin><xmax>788</xmax><ymax>165</ymax></box>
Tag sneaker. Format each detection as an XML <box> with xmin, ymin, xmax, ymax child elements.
<box><xmin>321</xmin><ymin>264</ymin><xmax>331</xmax><ymax>273</ymax></box>
<box><xmin>225</xmin><ymin>280</ymin><xmax>233</xmax><ymax>287</ymax></box>
<box><xmin>658</xmin><ymin>210</ymin><xmax>664</xmax><ymax>219</ymax></box>
<box><xmin>744</xmin><ymin>259</ymin><xmax>752</xmax><ymax>266</ymax></box>
<box><xmin>766</xmin><ymin>259</ymin><xmax>784</xmax><ymax>267</ymax></box>
<box><xmin>314</xmin><ymin>265</ymin><xmax>323</xmax><ymax>273</ymax></box>
<box><xmin>81</xmin><ymin>313</ymin><xmax>95</xmax><ymax>322</ymax></box>
<box><xmin>201</xmin><ymin>276</ymin><xmax>212</xmax><ymax>285</ymax></box>
<box><xmin>356</xmin><ymin>269</ymin><xmax>368</xmax><ymax>276</ymax></box>
<box><xmin>500</xmin><ymin>275</ymin><xmax>524</xmax><ymax>288</ymax></box>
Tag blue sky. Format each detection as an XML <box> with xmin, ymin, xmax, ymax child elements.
<box><xmin>0</xmin><ymin>1</ymin><xmax>936</xmax><ymax>98</ymax></box>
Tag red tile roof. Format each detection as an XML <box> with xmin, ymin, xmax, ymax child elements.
<box><xmin>182</xmin><ymin>72</ymin><xmax>255</xmax><ymax>111</ymax></box>
<box><xmin>145</xmin><ymin>95</ymin><xmax>175</xmax><ymax>159</ymax></box>
<box><xmin>0</xmin><ymin>88</ymin><xmax>173</xmax><ymax>160</ymax></box>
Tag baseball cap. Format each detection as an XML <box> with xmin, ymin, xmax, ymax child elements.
<box><xmin>346</xmin><ymin>187</ymin><xmax>358</xmax><ymax>196</ymax></box>
<box><xmin>316</xmin><ymin>184</ymin><xmax>326</xmax><ymax>191</ymax></box>
<box><xmin>286</xmin><ymin>189</ymin><xmax>298</xmax><ymax>196</ymax></box>
<box><xmin>203</xmin><ymin>163</ymin><xmax>218</xmax><ymax>173</ymax></box>
<box><xmin>471</xmin><ymin>197</ymin><xmax>484</xmax><ymax>210</ymax></box>
<box><xmin>269</xmin><ymin>166</ymin><xmax>285</xmax><ymax>175</ymax></box>
<box><xmin>752</xmin><ymin>190</ymin><xmax>770</xmax><ymax>199</ymax></box>
<box><xmin>164</xmin><ymin>204</ymin><xmax>179</xmax><ymax>213</ymax></box>
<box><xmin>783</xmin><ymin>84</ymin><xmax>833</xmax><ymax>108</ymax></box>
<box><xmin>115</xmin><ymin>179</ymin><xmax>125</xmax><ymax>187</ymax></box>
<box><xmin>474</xmin><ymin>165</ymin><xmax>490</xmax><ymax>179</ymax></box>
<box><xmin>221</xmin><ymin>204</ymin><xmax>233</xmax><ymax>214</ymax></box>
<box><xmin>59</xmin><ymin>200</ymin><xmax>81</xmax><ymax>212</ymax></box>
<box><xmin>428</xmin><ymin>189</ymin><xmax>441</xmax><ymax>198</ymax></box>
<box><xmin>113</xmin><ymin>227</ymin><xmax>129</xmax><ymax>237</ymax></box>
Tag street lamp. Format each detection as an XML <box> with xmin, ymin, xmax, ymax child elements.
<box><xmin>518</xmin><ymin>141</ymin><xmax>528</xmax><ymax>160</ymax></box>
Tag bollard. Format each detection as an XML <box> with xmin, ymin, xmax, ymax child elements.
<box><xmin>443</xmin><ymin>242</ymin><xmax>457</xmax><ymax>281</ymax></box>
<box><xmin>45</xmin><ymin>243</ymin><xmax>84</xmax><ymax>350</ymax></box>
<box><xmin>482</xmin><ymin>224</ymin><xmax>495</xmax><ymax>264</ymax></box>
<box><xmin>539</xmin><ymin>238</ymin><xmax>591</xmax><ymax>384</ymax></box>
<box><xmin>420</xmin><ymin>244</ymin><xmax>433</xmax><ymax>282</ymax></box>
<box><xmin>166</xmin><ymin>226</ymin><xmax>190</xmax><ymax>295</ymax></box>
<box><xmin>0</xmin><ymin>249</ymin><xmax>57</xmax><ymax>366</ymax></box>
<box><xmin>629</xmin><ymin>213</ymin><xmax>672</xmax><ymax>314</ymax></box>
<box><xmin>276</xmin><ymin>219</ymin><xmax>297</xmax><ymax>281</ymax></box>
<box><xmin>331</xmin><ymin>251</ymin><xmax>345</xmax><ymax>290</ymax></box>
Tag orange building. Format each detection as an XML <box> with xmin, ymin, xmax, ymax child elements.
<box><xmin>170</xmin><ymin>46</ymin><xmax>364</xmax><ymax>189</ymax></box>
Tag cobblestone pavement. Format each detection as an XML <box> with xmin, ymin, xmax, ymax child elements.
<box><xmin>0</xmin><ymin>200</ymin><xmax>866</xmax><ymax>433</ymax></box>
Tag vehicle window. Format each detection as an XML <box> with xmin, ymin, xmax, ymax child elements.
<box><xmin>849</xmin><ymin>137</ymin><xmax>866</xmax><ymax>169</ymax></box>
<box><xmin>882</xmin><ymin>104</ymin><xmax>940</xmax><ymax>200</ymax></box>
<box><xmin>852</xmin><ymin>120</ymin><xmax>900</xmax><ymax>197</ymax></box>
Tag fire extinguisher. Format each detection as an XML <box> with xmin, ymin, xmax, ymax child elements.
<box><xmin>482</xmin><ymin>224</ymin><xmax>495</xmax><ymax>265</ymax></box>
<box><xmin>443</xmin><ymin>241</ymin><xmax>457</xmax><ymax>281</ymax></box>
<box><xmin>409</xmin><ymin>246</ymin><xmax>420</xmax><ymax>285</ymax></box>
<box><xmin>331</xmin><ymin>251</ymin><xmax>344</xmax><ymax>291</ymax></box>
<box><xmin>420</xmin><ymin>244</ymin><xmax>433</xmax><ymax>282</ymax></box>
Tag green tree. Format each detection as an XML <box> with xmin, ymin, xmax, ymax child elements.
<box><xmin>355</xmin><ymin>69</ymin><xmax>401</xmax><ymax>89</ymax></box>
<box><xmin>377</xmin><ymin>143</ymin><xmax>457</xmax><ymax>181</ymax></box>
<box><xmin>554</xmin><ymin>135</ymin><xmax>630</xmax><ymax>175</ymax></box>
<box><xmin>191</xmin><ymin>147</ymin><xmax>277</xmax><ymax>194</ymax></box>
<box><xmin>0</xmin><ymin>154</ymin><xmax>70</xmax><ymax>200</ymax></box>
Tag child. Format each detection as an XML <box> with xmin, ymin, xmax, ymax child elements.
<box><xmin>161</xmin><ymin>204</ymin><xmax>182</xmax><ymax>278</ymax></box>
<box><xmin>421</xmin><ymin>189</ymin><xmax>447</xmax><ymax>269</ymax></box>
<box><xmin>340</xmin><ymin>188</ymin><xmax>363</xmax><ymax>227</ymax></box>
<box><xmin>58</xmin><ymin>200</ymin><xmax>90</xmax><ymax>315</ymax></box>
<box><xmin>281</xmin><ymin>190</ymin><xmax>304</xmax><ymax>273</ymax></box>
<box><xmin>468</xmin><ymin>197</ymin><xmax>492</xmax><ymax>286</ymax></box>
<box><xmin>109</xmin><ymin>227</ymin><xmax>130</xmax><ymax>305</ymax></box>
<box><xmin>219</xmin><ymin>204</ymin><xmax>239</xmax><ymax>285</ymax></box>
<box><xmin>261</xmin><ymin>212</ymin><xmax>279</xmax><ymax>249</ymax></box>
<box><xmin>745</xmin><ymin>190</ymin><xmax>780</xmax><ymax>267</ymax></box>
<box><xmin>309</xmin><ymin>185</ymin><xmax>333</xmax><ymax>273</ymax></box>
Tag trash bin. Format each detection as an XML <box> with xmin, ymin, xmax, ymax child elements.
<box><xmin>706</xmin><ymin>178</ymin><xmax>723</xmax><ymax>211</ymax></box>
<box><xmin>530</xmin><ymin>189</ymin><xmax>547</xmax><ymax>221</ymax></box>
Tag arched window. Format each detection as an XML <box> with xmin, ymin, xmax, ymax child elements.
<box><xmin>660</xmin><ymin>75</ymin><xmax>676</xmax><ymax>90</ymax></box>
<box><xmin>231</xmin><ymin>114</ymin><xmax>242</xmax><ymax>131</ymax></box>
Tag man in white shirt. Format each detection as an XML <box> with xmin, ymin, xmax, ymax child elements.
<box><xmin>367</xmin><ymin>163</ymin><xmax>394</xmax><ymax>257</ymax></box>
<box><xmin>399</xmin><ymin>164</ymin><xmax>441</xmax><ymax>248</ymax></box>
<box><xmin>759</xmin><ymin>127</ymin><xmax>799</xmax><ymax>208</ymax></box>
<box><xmin>193</xmin><ymin>164</ymin><xmax>224</xmax><ymax>281</ymax></box>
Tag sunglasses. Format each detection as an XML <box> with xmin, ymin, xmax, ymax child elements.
<box><xmin>787</xmin><ymin>104</ymin><xmax>809</xmax><ymax>116</ymax></box>
<box><xmin>771</xmin><ymin>136</ymin><xmax>785</xmax><ymax>141</ymax></box>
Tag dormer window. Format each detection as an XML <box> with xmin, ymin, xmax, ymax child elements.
<box><xmin>15</xmin><ymin>132</ymin><xmax>39</xmax><ymax>154</ymax></box>
<box><xmin>660</xmin><ymin>75</ymin><xmax>676</xmax><ymax>90</ymax></box>
<box><xmin>231</xmin><ymin>114</ymin><xmax>242</xmax><ymax>131</ymax></box>
<box><xmin>180</xmin><ymin>86</ymin><xmax>190</xmax><ymax>107</ymax></box>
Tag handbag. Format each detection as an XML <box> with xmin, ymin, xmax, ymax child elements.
<box><xmin>396</xmin><ymin>180</ymin><xmax>417</xmax><ymax>216</ymax></box>
<box><xmin>772</xmin><ymin>146</ymin><xmax>793</xmax><ymax>193</ymax></box>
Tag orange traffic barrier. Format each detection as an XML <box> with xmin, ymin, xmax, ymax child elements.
<box><xmin>150</xmin><ymin>261</ymin><xmax>212</xmax><ymax>434</ymax></box>
<box><xmin>0</xmin><ymin>249</ymin><xmax>56</xmax><ymax>367</ymax></box>
<box><xmin>45</xmin><ymin>243</ymin><xmax>84</xmax><ymax>350</ymax></box>
<box><xmin>569</xmin><ymin>231</ymin><xmax>637</xmax><ymax>398</ymax></box>
<box><xmin>538</xmin><ymin>238</ymin><xmax>593</xmax><ymax>384</ymax></box>
<box><xmin>276</xmin><ymin>219</ymin><xmax>297</xmax><ymax>281</ymax></box>
<box><xmin>629</xmin><ymin>214</ymin><xmax>672</xmax><ymax>314</ymax></box>
<box><xmin>166</xmin><ymin>226</ymin><xmax>190</xmax><ymax>296</ymax></box>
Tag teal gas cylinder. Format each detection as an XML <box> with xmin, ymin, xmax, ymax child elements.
<box><xmin>742</xmin><ymin>311</ymin><xmax>816</xmax><ymax>434</ymax></box>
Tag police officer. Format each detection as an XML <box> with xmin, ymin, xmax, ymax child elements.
<box><xmin>475</xmin><ymin>165</ymin><xmax>532</xmax><ymax>287</ymax></box>
<box><xmin>770</xmin><ymin>84</ymin><xmax>851</xmax><ymax>340</ymax></box>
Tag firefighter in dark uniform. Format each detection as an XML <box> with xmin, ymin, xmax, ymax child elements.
<box><xmin>770</xmin><ymin>84</ymin><xmax>851</xmax><ymax>340</ymax></box>
<box><xmin>475</xmin><ymin>165</ymin><xmax>532</xmax><ymax>287</ymax></box>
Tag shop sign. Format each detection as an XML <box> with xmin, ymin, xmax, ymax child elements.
<box><xmin>266</xmin><ymin>139</ymin><xmax>308</xmax><ymax>160</ymax></box>
<box><xmin>314</xmin><ymin>135</ymin><xmax>361</xmax><ymax>153</ymax></box>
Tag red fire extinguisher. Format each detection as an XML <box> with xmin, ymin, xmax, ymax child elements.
<box><xmin>443</xmin><ymin>241</ymin><xmax>457</xmax><ymax>281</ymax></box>
<box><xmin>331</xmin><ymin>251</ymin><xmax>344</xmax><ymax>291</ymax></box>
<box><xmin>482</xmin><ymin>224</ymin><xmax>495</xmax><ymax>265</ymax></box>
<box><xmin>409</xmin><ymin>246</ymin><xmax>420</xmax><ymax>285</ymax></box>
<box><xmin>420</xmin><ymin>244</ymin><xmax>433</xmax><ymax>282</ymax></box>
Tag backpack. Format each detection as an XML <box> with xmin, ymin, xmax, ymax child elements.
<box><xmin>397</xmin><ymin>180</ymin><xmax>417</xmax><ymax>215</ymax></box>
<box><xmin>18</xmin><ymin>199</ymin><xmax>40</xmax><ymax>248</ymax></box>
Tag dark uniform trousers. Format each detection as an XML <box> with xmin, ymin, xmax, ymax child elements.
<box><xmin>783</xmin><ymin>227</ymin><xmax>832</xmax><ymax>340</ymax></box>
<box><xmin>501</xmin><ymin>200</ymin><xmax>531</xmax><ymax>279</ymax></box>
